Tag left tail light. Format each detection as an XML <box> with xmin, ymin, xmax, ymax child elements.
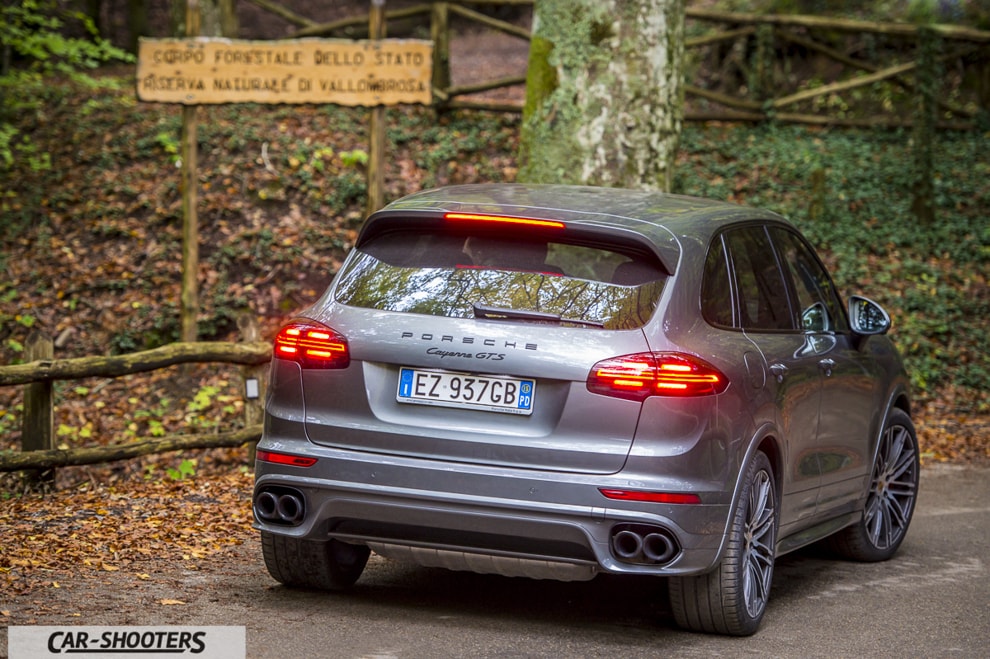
<box><xmin>587</xmin><ymin>352</ymin><xmax>728</xmax><ymax>401</ymax></box>
<box><xmin>274</xmin><ymin>321</ymin><xmax>350</xmax><ymax>369</ymax></box>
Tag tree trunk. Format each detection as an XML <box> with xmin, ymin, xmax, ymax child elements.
<box><xmin>518</xmin><ymin>0</ymin><xmax>685</xmax><ymax>191</ymax></box>
<box><xmin>172</xmin><ymin>0</ymin><xmax>228</xmax><ymax>37</ymax></box>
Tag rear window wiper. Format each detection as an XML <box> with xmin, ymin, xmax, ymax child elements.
<box><xmin>473</xmin><ymin>303</ymin><xmax>605</xmax><ymax>328</ymax></box>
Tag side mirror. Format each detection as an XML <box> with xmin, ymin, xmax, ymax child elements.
<box><xmin>848</xmin><ymin>295</ymin><xmax>891</xmax><ymax>335</ymax></box>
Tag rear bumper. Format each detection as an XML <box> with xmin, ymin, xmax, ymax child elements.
<box><xmin>253</xmin><ymin>434</ymin><xmax>733</xmax><ymax>578</ymax></box>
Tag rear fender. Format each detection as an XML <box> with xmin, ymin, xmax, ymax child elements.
<box><xmin>703</xmin><ymin>422</ymin><xmax>781</xmax><ymax>572</ymax></box>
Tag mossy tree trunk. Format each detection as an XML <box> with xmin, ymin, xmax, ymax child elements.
<box><xmin>518</xmin><ymin>0</ymin><xmax>686</xmax><ymax>191</ymax></box>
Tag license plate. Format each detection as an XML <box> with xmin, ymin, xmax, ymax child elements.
<box><xmin>397</xmin><ymin>368</ymin><xmax>535</xmax><ymax>415</ymax></box>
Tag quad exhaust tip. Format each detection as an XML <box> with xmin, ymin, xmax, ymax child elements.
<box><xmin>610</xmin><ymin>524</ymin><xmax>679</xmax><ymax>565</ymax></box>
<box><xmin>254</xmin><ymin>487</ymin><xmax>305</xmax><ymax>525</ymax></box>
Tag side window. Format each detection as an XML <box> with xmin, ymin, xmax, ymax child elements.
<box><xmin>701</xmin><ymin>235</ymin><xmax>735</xmax><ymax>327</ymax></box>
<box><xmin>770</xmin><ymin>227</ymin><xmax>848</xmax><ymax>333</ymax></box>
<box><xmin>723</xmin><ymin>227</ymin><xmax>794</xmax><ymax>332</ymax></box>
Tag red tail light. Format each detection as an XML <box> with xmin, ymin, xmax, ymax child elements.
<box><xmin>587</xmin><ymin>352</ymin><xmax>727</xmax><ymax>400</ymax></box>
<box><xmin>256</xmin><ymin>450</ymin><xmax>318</xmax><ymax>467</ymax></box>
<box><xmin>274</xmin><ymin>321</ymin><xmax>350</xmax><ymax>369</ymax></box>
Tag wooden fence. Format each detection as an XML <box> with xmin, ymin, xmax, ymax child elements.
<box><xmin>0</xmin><ymin>316</ymin><xmax>271</xmax><ymax>476</ymax></box>
<box><xmin>241</xmin><ymin>0</ymin><xmax>989</xmax><ymax>128</ymax></box>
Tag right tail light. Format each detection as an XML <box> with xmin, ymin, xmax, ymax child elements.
<box><xmin>587</xmin><ymin>352</ymin><xmax>728</xmax><ymax>401</ymax></box>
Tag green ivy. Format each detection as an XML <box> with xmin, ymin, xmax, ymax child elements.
<box><xmin>674</xmin><ymin>123</ymin><xmax>989</xmax><ymax>408</ymax></box>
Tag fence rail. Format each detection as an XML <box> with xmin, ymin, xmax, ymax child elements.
<box><xmin>0</xmin><ymin>340</ymin><xmax>270</xmax><ymax>387</ymax></box>
<box><xmin>0</xmin><ymin>316</ymin><xmax>271</xmax><ymax>476</ymax></box>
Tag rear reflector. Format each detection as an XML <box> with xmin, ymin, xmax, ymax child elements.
<box><xmin>444</xmin><ymin>212</ymin><xmax>565</xmax><ymax>229</ymax></box>
<box><xmin>599</xmin><ymin>488</ymin><xmax>701</xmax><ymax>505</ymax></box>
<box><xmin>256</xmin><ymin>450</ymin><xmax>318</xmax><ymax>468</ymax></box>
<box><xmin>274</xmin><ymin>321</ymin><xmax>350</xmax><ymax>369</ymax></box>
<box><xmin>587</xmin><ymin>352</ymin><xmax>727</xmax><ymax>400</ymax></box>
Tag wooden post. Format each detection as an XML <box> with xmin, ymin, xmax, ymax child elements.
<box><xmin>22</xmin><ymin>331</ymin><xmax>54</xmax><ymax>483</ymax></box>
<box><xmin>365</xmin><ymin>0</ymin><xmax>387</xmax><ymax>219</ymax></box>
<box><xmin>238</xmin><ymin>313</ymin><xmax>268</xmax><ymax>463</ymax></box>
<box><xmin>180</xmin><ymin>0</ymin><xmax>201</xmax><ymax>342</ymax></box>
<box><xmin>431</xmin><ymin>1</ymin><xmax>451</xmax><ymax>111</ymax></box>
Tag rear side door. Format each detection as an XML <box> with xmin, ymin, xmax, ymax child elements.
<box><xmin>708</xmin><ymin>225</ymin><xmax>822</xmax><ymax>533</ymax></box>
<box><xmin>768</xmin><ymin>227</ymin><xmax>882</xmax><ymax>514</ymax></box>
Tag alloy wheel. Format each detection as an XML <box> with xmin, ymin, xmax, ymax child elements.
<box><xmin>864</xmin><ymin>422</ymin><xmax>918</xmax><ymax>550</ymax></box>
<box><xmin>742</xmin><ymin>468</ymin><xmax>776</xmax><ymax>618</ymax></box>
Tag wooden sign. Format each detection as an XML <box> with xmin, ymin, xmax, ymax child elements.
<box><xmin>137</xmin><ymin>37</ymin><xmax>432</xmax><ymax>106</ymax></box>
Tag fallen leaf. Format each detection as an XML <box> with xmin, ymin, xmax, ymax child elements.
<box><xmin>158</xmin><ymin>599</ymin><xmax>185</xmax><ymax>606</ymax></box>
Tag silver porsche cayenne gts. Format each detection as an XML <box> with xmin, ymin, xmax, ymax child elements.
<box><xmin>253</xmin><ymin>183</ymin><xmax>918</xmax><ymax>636</ymax></box>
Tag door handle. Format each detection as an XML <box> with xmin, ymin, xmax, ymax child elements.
<box><xmin>819</xmin><ymin>358</ymin><xmax>835</xmax><ymax>376</ymax></box>
<box><xmin>769</xmin><ymin>363</ymin><xmax>788</xmax><ymax>383</ymax></box>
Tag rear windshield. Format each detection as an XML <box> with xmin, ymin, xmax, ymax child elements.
<box><xmin>333</xmin><ymin>230</ymin><xmax>667</xmax><ymax>330</ymax></box>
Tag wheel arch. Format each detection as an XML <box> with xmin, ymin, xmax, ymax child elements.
<box><xmin>704</xmin><ymin>423</ymin><xmax>781</xmax><ymax>573</ymax></box>
<box><xmin>893</xmin><ymin>391</ymin><xmax>911</xmax><ymax>417</ymax></box>
<box><xmin>741</xmin><ymin>423</ymin><xmax>783</xmax><ymax>506</ymax></box>
<box><xmin>756</xmin><ymin>434</ymin><xmax>782</xmax><ymax>497</ymax></box>
<box><xmin>868</xmin><ymin>384</ymin><xmax>914</xmax><ymax>469</ymax></box>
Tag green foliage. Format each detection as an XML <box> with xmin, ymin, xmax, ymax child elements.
<box><xmin>132</xmin><ymin>397</ymin><xmax>172</xmax><ymax>438</ymax></box>
<box><xmin>339</xmin><ymin>149</ymin><xmax>369</xmax><ymax>168</ymax></box>
<box><xmin>0</xmin><ymin>406</ymin><xmax>20</xmax><ymax>437</ymax></box>
<box><xmin>674</xmin><ymin>123</ymin><xmax>990</xmax><ymax>408</ymax></box>
<box><xmin>185</xmin><ymin>384</ymin><xmax>237</xmax><ymax>432</ymax></box>
<box><xmin>154</xmin><ymin>132</ymin><xmax>181</xmax><ymax>166</ymax></box>
<box><xmin>166</xmin><ymin>458</ymin><xmax>198</xmax><ymax>481</ymax></box>
<box><xmin>0</xmin><ymin>0</ymin><xmax>134</xmax><ymax>171</ymax></box>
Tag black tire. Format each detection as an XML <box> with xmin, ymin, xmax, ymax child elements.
<box><xmin>828</xmin><ymin>408</ymin><xmax>919</xmax><ymax>562</ymax></box>
<box><xmin>261</xmin><ymin>531</ymin><xmax>370</xmax><ymax>590</ymax></box>
<box><xmin>669</xmin><ymin>451</ymin><xmax>777</xmax><ymax>636</ymax></box>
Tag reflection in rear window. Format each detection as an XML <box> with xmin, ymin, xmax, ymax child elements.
<box><xmin>333</xmin><ymin>231</ymin><xmax>667</xmax><ymax>330</ymax></box>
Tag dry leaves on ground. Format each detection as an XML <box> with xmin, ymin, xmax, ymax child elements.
<box><xmin>0</xmin><ymin>467</ymin><xmax>255</xmax><ymax>598</ymax></box>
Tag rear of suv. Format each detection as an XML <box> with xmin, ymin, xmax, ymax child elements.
<box><xmin>253</xmin><ymin>184</ymin><xmax>915</xmax><ymax>636</ymax></box>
